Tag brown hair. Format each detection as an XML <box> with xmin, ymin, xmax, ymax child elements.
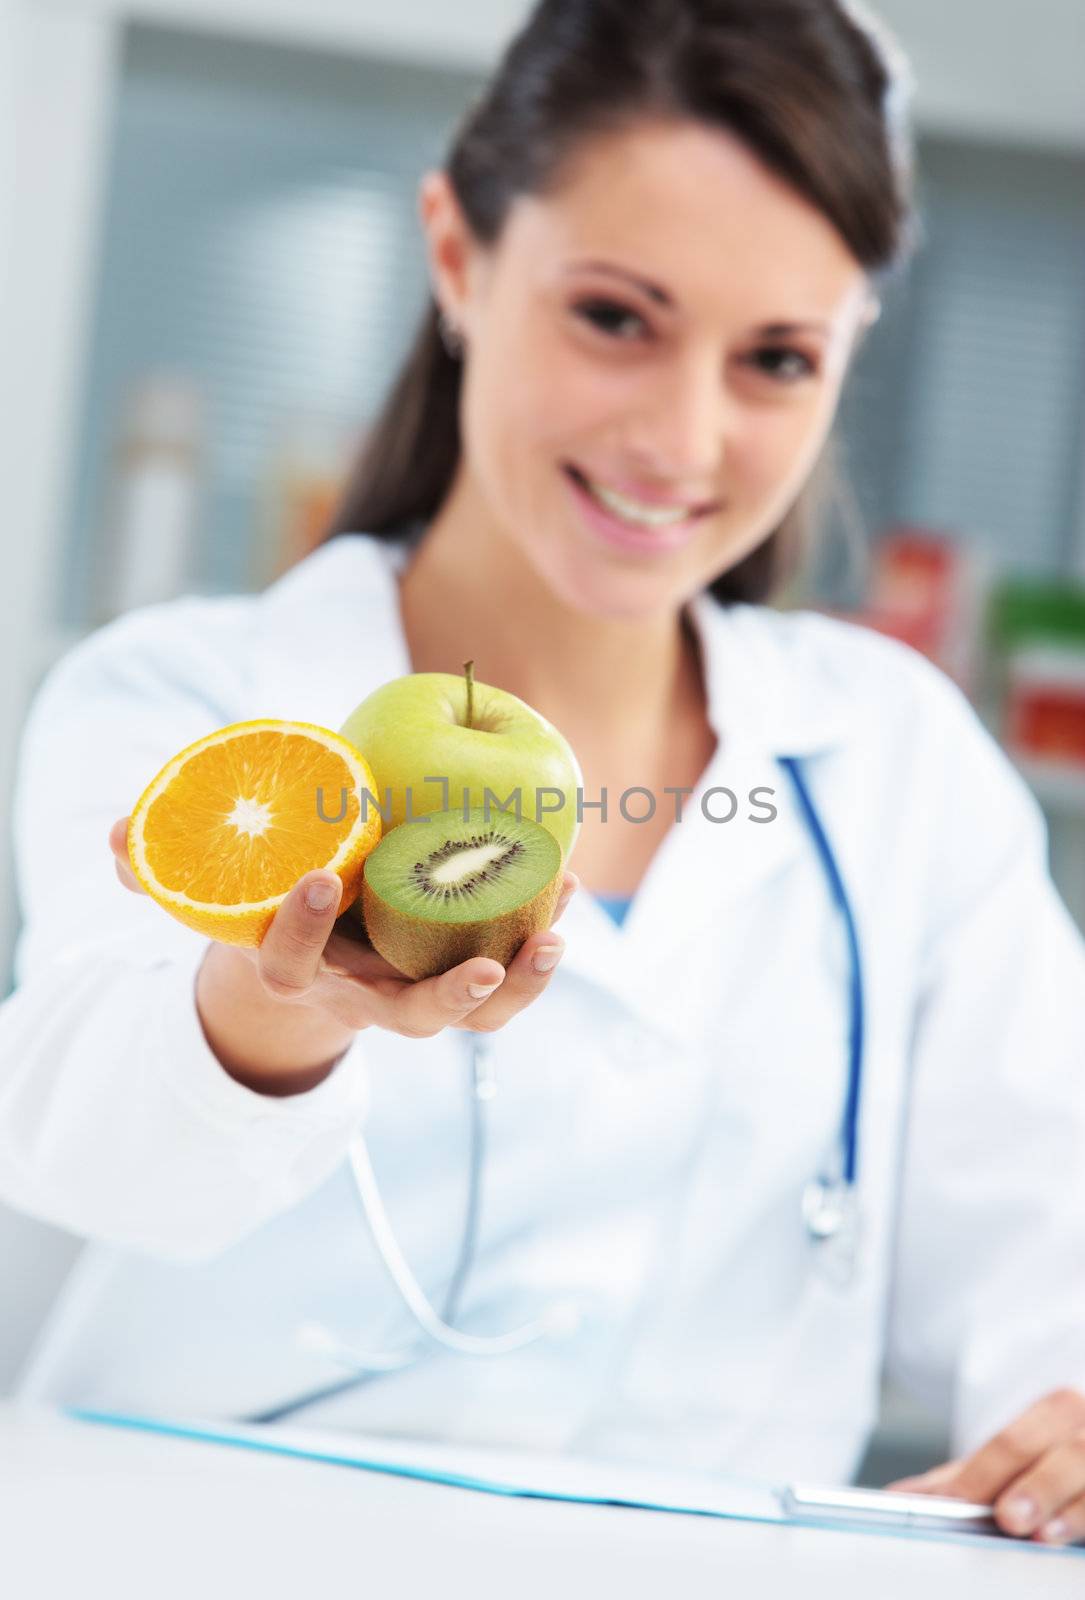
<box><xmin>323</xmin><ymin>0</ymin><xmax>917</xmax><ymax>605</ymax></box>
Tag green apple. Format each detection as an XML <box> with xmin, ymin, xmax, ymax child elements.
<box><xmin>339</xmin><ymin>660</ymin><xmax>583</xmax><ymax>865</ymax></box>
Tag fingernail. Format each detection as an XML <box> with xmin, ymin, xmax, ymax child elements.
<box><xmin>468</xmin><ymin>981</ymin><xmax>501</xmax><ymax>1000</ymax></box>
<box><xmin>1005</xmin><ymin>1496</ymin><xmax>1037</xmax><ymax>1531</ymax></box>
<box><xmin>532</xmin><ymin>945</ymin><xmax>562</xmax><ymax>974</ymax></box>
<box><xmin>305</xmin><ymin>880</ymin><xmax>338</xmax><ymax>912</ymax></box>
<box><xmin>1039</xmin><ymin>1517</ymin><xmax>1068</xmax><ymax>1543</ymax></box>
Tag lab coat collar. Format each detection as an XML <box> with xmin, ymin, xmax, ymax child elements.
<box><xmin>252</xmin><ymin>534</ymin><xmax>855</xmax><ymax>1050</ymax></box>
<box><xmin>253</xmin><ymin>531</ymin><xmax>853</xmax><ymax>756</ymax></box>
<box><xmin>684</xmin><ymin>587</ymin><xmax>852</xmax><ymax>759</ymax></box>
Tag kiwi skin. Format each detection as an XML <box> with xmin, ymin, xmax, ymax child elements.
<box><xmin>359</xmin><ymin>818</ymin><xmax>563</xmax><ymax>981</ymax></box>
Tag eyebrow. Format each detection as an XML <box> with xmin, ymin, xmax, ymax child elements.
<box><xmin>562</xmin><ymin>260</ymin><xmax>833</xmax><ymax>335</ymax></box>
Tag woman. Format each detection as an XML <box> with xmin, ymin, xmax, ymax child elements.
<box><xmin>4</xmin><ymin>0</ymin><xmax>1085</xmax><ymax>1545</ymax></box>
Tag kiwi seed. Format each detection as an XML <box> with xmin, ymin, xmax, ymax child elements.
<box><xmin>359</xmin><ymin>806</ymin><xmax>562</xmax><ymax>979</ymax></box>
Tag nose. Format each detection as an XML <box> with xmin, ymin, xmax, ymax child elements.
<box><xmin>618</xmin><ymin>351</ymin><xmax>728</xmax><ymax>493</ymax></box>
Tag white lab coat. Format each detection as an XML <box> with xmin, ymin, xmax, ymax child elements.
<box><xmin>3</xmin><ymin>530</ymin><xmax>1084</xmax><ymax>1485</ymax></box>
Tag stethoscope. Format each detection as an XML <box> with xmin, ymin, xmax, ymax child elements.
<box><xmin>250</xmin><ymin>753</ymin><xmax>864</xmax><ymax>1427</ymax></box>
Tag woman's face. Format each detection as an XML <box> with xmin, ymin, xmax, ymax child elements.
<box><xmin>424</xmin><ymin>117</ymin><xmax>877</xmax><ymax>619</ymax></box>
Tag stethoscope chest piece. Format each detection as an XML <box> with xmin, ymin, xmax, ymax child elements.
<box><xmin>802</xmin><ymin>1175</ymin><xmax>863</xmax><ymax>1289</ymax></box>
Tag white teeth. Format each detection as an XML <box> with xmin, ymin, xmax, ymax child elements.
<box><xmin>582</xmin><ymin>474</ymin><xmax>694</xmax><ymax>528</ymax></box>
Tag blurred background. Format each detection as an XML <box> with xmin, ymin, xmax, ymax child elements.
<box><xmin>2</xmin><ymin>0</ymin><xmax>1084</xmax><ymax>1483</ymax></box>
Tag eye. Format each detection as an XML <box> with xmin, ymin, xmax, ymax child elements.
<box><xmin>572</xmin><ymin>297</ymin><xmax>650</xmax><ymax>342</ymax></box>
<box><xmin>744</xmin><ymin>346</ymin><xmax>818</xmax><ymax>383</ymax></box>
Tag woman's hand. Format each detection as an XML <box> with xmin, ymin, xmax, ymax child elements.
<box><xmin>109</xmin><ymin>817</ymin><xmax>577</xmax><ymax>1089</ymax></box>
<box><xmin>887</xmin><ymin>1386</ymin><xmax>1085</xmax><ymax>1546</ymax></box>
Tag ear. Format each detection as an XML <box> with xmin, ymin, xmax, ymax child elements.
<box><xmin>417</xmin><ymin>168</ymin><xmax>479</xmax><ymax>335</ymax></box>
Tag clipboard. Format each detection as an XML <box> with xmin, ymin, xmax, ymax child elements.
<box><xmin>68</xmin><ymin>1407</ymin><xmax>1083</xmax><ymax>1559</ymax></box>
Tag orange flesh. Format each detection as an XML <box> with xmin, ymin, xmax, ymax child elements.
<box><xmin>142</xmin><ymin>731</ymin><xmax>363</xmax><ymax>904</ymax></box>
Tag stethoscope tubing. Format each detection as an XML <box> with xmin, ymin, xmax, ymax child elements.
<box><xmin>246</xmin><ymin>753</ymin><xmax>866</xmax><ymax>1426</ymax></box>
<box><xmin>776</xmin><ymin>755</ymin><xmax>864</xmax><ymax>1187</ymax></box>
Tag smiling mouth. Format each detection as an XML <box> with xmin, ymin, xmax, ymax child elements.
<box><xmin>563</xmin><ymin>464</ymin><xmax>718</xmax><ymax>528</ymax></box>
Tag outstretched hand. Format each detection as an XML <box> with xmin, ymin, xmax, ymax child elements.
<box><xmin>109</xmin><ymin>816</ymin><xmax>578</xmax><ymax>1039</ymax></box>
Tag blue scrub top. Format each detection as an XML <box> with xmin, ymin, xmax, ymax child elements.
<box><xmin>593</xmin><ymin>893</ymin><xmax>634</xmax><ymax>929</ymax></box>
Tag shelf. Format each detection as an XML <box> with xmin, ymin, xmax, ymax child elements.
<box><xmin>1013</xmin><ymin>757</ymin><xmax>1085</xmax><ymax>819</ymax></box>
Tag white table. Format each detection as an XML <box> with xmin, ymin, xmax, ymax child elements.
<box><xmin>2</xmin><ymin>1404</ymin><xmax>1079</xmax><ymax>1598</ymax></box>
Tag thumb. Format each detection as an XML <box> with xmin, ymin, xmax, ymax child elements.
<box><xmin>257</xmin><ymin>871</ymin><xmax>343</xmax><ymax>999</ymax></box>
<box><xmin>299</xmin><ymin>872</ymin><xmax>343</xmax><ymax>918</ymax></box>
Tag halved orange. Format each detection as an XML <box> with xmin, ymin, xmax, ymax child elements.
<box><xmin>127</xmin><ymin>719</ymin><xmax>382</xmax><ymax>946</ymax></box>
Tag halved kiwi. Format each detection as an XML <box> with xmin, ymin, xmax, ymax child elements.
<box><xmin>359</xmin><ymin>806</ymin><xmax>562</xmax><ymax>979</ymax></box>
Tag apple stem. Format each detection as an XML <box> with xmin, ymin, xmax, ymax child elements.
<box><xmin>463</xmin><ymin>659</ymin><xmax>475</xmax><ymax>729</ymax></box>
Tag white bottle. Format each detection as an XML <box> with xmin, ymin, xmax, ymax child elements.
<box><xmin>100</xmin><ymin>374</ymin><xmax>203</xmax><ymax>621</ymax></box>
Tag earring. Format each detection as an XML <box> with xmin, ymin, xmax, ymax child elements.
<box><xmin>438</xmin><ymin>309</ymin><xmax>464</xmax><ymax>359</ymax></box>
